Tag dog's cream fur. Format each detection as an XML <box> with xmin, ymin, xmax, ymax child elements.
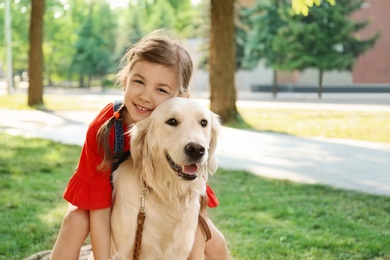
<box><xmin>110</xmin><ymin>97</ymin><xmax>220</xmax><ymax>259</ymax></box>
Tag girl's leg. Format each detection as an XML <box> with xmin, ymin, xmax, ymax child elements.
<box><xmin>50</xmin><ymin>204</ymin><xmax>90</xmax><ymax>260</ymax></box>
<box><xmin>203</xmin><ymin>216</ymin><xmax>230</xmax><ymax>260</ymax></box>
<box><xmin>189</xmin><ymin>214</ymin><xmax>230</xmax><ymax>260</ymax></box>
<box><xmin>188</xmin><ymin>223</ymin><xmax>206</xmax><ymax>260</ymax></box>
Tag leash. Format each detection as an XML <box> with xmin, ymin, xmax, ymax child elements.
<box><xmin>132</xmin><ymin>184</ymin><xmax>151</xmax><ymax>260</ymax></box>
<box><xmin>131</xmin><ymin>184</ymin><xmax>211</xmax><ymax>259</ymax></box>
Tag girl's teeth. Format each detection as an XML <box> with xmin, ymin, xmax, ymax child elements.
<box><xmin>137</xmin><ymin>105</ymin><xmax>149</xmax><ymax>111</ymax></box>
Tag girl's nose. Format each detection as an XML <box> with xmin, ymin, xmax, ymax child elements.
<box><xmin>138</xmin><ymin>88</ymin><xmax>152</xmax><ymax>103</ymax></box>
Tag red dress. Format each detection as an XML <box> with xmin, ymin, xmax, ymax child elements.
<box><xmin>63</xmin><ymin>103</ymin><xmax>219</xmax><ymax>210</ymax></box>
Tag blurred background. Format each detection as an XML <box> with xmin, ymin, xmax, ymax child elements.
<box><xmin>1</xmin><ymin>2</ymin><xmax>390</xmax><ymax>259</ymax></box>
<box><xmin>1</xmin><ymin>0</ymin><xmax>389</xmax><ymax>99</ymax></box>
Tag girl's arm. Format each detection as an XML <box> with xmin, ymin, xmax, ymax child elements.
<box><xmin>90</xmin><ymin>207</ymin><xmax>111</xmax><ymax>260</ymax></box>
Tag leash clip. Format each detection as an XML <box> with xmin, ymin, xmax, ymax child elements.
<box><xmin>139</xmin><ymin>187</ymin><xmax>150</xmax><ymax>214</ymax></box>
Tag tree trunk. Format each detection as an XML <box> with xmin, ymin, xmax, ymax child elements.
<box><xmin>209</xmin><ymin>0</ymin><xmax>238</xmax><ymax>123</ymax></box>
<box><xmin>87</xmin><ymin>74</ymin><xmax>92</xmax><ymax>89</ymax></box>
<box><xmin>48</xmin><ymin>70</ymin><xmax>53</xmax><ymax>87</ymax></box>
<box><xmin>79</xmin><ymin>75</ymin><xmax>85</xmax><ymax>88</ymax></box>
<box><xmin>272</xmin><ymin>69</ymin><xmax>278</xmax><ymax>98</ymax></box>
<box><xmin>28</xmin><ymin>0</ymin><xmax>45</xmax><ymax>107</ymax></box>
<box><xmin>318</xmin><ymin>69</ymin><xmax>323</xmax><ymax>99</ymax></box>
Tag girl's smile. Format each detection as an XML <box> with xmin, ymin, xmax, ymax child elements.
<box><xmin>123</xmin><ymin>60</ymin><xmax>179</xmax><ymax>125</ymax></box>
<box><xmin>134</xmin><ymin>103</ymin><xmax>152</xmax><ymax>113</ymax></box>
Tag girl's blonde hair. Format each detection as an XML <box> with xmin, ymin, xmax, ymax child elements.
<box><xmin>117</xmin><ymin>29</ymin><xmax>193</xmax><ymax>96</ymax></box>
<box><xmin>97</xmin><ymin>29</ymin><xmax>193</xmax><ymax>172</ymax></box>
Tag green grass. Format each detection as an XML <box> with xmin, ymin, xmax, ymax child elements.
<box><xmin>0</xmin><ymin>134</ymin><xmax>81</xmax><ymax>259</ymax></box>
<box><xmin>1</xmin><ymin>133</ymin><xmax>389</xmax><ymax>259</ymax></box>
<box><xmin>208</xmin><ymin>169</ymin><xmax>390</xmax><ymax>259</ymax></box>
<box><xmin>1</xmin><ymin>93</ymin><xmax>389</xmax><ymax>143</ymax></box>
<box><xmin>236</xmin><ymin>107</ymin><xmax>390</xmax><ymax>143</ymax></box>
<box><xmin>0</xmin><ymin>93</ymin><xmax>111</xmax><ymax>111</ymax></box>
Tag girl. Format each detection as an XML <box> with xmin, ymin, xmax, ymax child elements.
<box><xmin>50</xmin><ymin>30</ymin><xmax>229</xmax><ymax>260</ymax></box>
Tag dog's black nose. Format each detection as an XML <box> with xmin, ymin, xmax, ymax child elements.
<box><xmin>185</xmin><ymin>142</ymin><xmax>205</xmax><ymax>160</ymax></box>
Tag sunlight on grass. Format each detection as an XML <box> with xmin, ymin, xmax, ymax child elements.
<box><xmin>238</xmin><ymin>107</ymin><xmax>390</xmax><ymax>143</ymax></box>
<box><xmin>39</xmin><ymin>201</ymin><xmax>68</xmax><ymax>227</ymax></box>
<box><xmin>0</xmin><ymin>93</ymin><xmax>111</xmax><ymax>111</ymax></box>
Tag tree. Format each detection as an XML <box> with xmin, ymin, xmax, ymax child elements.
<box><xmin>147</xmin><ymin>0</ymin><xmax>176</xmax><ymax>32</ymax></box>
<box><xmin>115</xmin><ymin>5</ymin><xmax>147</xmax><ymax>62</ymax></box>
<box><xmin>1</xmin><ymin>0</ymin><xmax>203</xmax><ymax>89</ymax></box>
<box><xmin>275</xmin><ymin>0</ymin><xmax>379</xmax><ymax>98</ymax></box>
<box><xmin>209</xmin><ymin>0</ymin><xmax>239</xmax><ymax>123</ymax></box>
<box><xmin>241</xmin><ymin>0</ymin><xmax>379</xmax><ymax>99</ymax></box>
<box><xmin>28</xmin><ymin>0</ymin><xmax>45</xmax><ymax>107</ymax></box>
<box><xmin>168</xmin><ymin>0</ymin><xmax>195</xmax><ymax>37</ymax></box>
<box><xmin>70</xmin><ymin>1</ymin><xmax>114</xmax><ymax>88</ymax></box>
<box><xmin>44</xmin><ymin>0</ymin><xmax>78</xmax><ymax>86</ymax></box>
<box><xmin>241</xmin><ymin>0</ymin><xmax>287</xmax><ymax>98</ymax></box>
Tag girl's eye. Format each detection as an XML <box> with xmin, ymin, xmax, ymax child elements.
<box><xmin>134</xmin><ymin>80</ymin><xmax>144</xmax><ymax>85</ymax></box>
<box><xmin>200</xmin><ymin>119</ymin><xmax>208</xmax><ymax>127</ymax></box>
<box><xmin>166</xmin><ymin>118</ymin><xmax>178</xmax><ymax>126</ymax></box>
<box><xmin>157</xmin><ymin>88</ymin><xmax>169</xmax><ymax>94</ymax></box>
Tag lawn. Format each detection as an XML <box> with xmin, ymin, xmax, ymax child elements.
<box><xmin>1</xmin><ymin>134</ymin><xmax>389</xmax><ymax>259</ymax></box>
<box><xmin>236</xmin><ymin>106</ymin><xmax>390</xmax><ymax>143</ymax></box>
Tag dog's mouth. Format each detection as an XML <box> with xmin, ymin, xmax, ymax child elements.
<box><xmin>166</xmin><ymin>154</ymin><xmax>199</xmax><ymax>181</ymax></box>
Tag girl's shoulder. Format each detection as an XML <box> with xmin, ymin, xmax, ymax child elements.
<box><xmin>89</xmin><ymin>102</ymin><xmax>116</xmax><ymax>128</ymax></box>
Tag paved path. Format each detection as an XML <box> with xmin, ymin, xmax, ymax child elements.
<box><xmin>1</xmin><ymin>96</ymin><xmax>390</xmax><ymax>196</ymax></box>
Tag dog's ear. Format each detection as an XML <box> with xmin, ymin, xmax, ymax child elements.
<box><xmin>207</xmin><ymin>112</ymin><xmax>221</xmax><ymax>175</ymax></box>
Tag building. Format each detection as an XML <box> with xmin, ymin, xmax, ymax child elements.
<box><xmin>351</xmin><ymin>0</ymin><xmax>390</xmax><ymax>84</ymax></box>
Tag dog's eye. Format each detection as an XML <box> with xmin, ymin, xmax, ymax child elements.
<box><xmin>200</xmin><ymin>119</ymin><xmax>208</xmax><ymax>127</ymax></box>
<box><xmin>166</xmin><ymin>118</ymin><xmax>178</xmax><ymax>126</ymax></box>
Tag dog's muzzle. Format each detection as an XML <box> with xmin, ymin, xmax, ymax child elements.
<box><xmin>166</xmin><ymin>154</ymin><xmax>199</xmax><ymax>181</ymax></box>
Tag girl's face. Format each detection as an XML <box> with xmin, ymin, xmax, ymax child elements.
<box><xmin>123</xmin><ymin>61</ymin><xmax>179</xmax><ymax>125</ymax></box>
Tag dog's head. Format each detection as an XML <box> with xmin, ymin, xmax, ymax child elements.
<box><xmin>130</xmin><ymin>97</ymin><xmax>220</xmax><ymax>188</ymax></box>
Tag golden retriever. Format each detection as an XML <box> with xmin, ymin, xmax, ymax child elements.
<box><xmin>110</xmin><ymin>97</ymin><xmax>220</xmax><ymax>259</ymax></box>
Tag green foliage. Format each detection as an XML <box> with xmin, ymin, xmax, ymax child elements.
<box><xmin>0</xmin><ymin>0</ymin><xmax>200</xmax><ymax>87</ymax></box>
<box><xmin>146</xmin><ymin>0</ymin><xmax>176</xmax><ymax>32</ymax></box>
<box><xmin>70</xmin><ymin>1</ymin><xmax>116</xmax><ymax>84</ymax></box>
<box><xmin>241</xmin><ymin>0</ymin><xmax>380</xmax><ymax>73</ymax></box>
<box><xmin>168</xmin><ymin>0</ymin><xmax>195</xmax><ymax>37</ymax></box>
<box><xmin>277</xmin><ymin>0</ymin><xmax>379</xmax><ymax>72</ymax></box>
<box><xmin>44</xmin><ymin>0</ymin><xmax>78</xmax><ymax>79</ymax></box>
<box><xmin>115</xmin><ymin>5</ymin><xmax>147</xmax><ymax>62</ymax></box>
<box><xmin>240</xmin><ymin>1</ymin><xmax>287</xmax><ymax>70</ymax></box>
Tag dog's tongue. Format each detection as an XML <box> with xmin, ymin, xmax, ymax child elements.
<box><xmin>183</xmin><ymin>164</ymin><xmax>199</xmax><ymax>174</ymax></box>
